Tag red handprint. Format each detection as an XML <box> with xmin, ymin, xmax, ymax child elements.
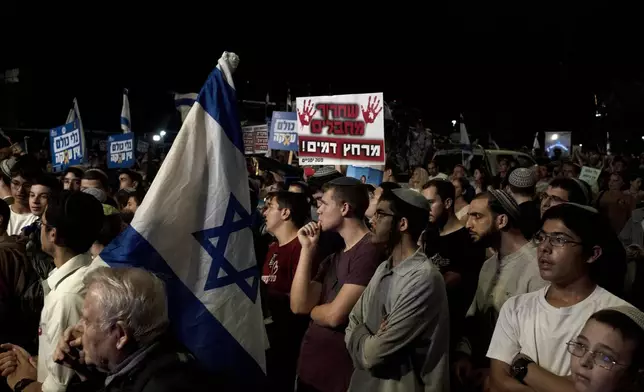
<box><xmin>361</xmin><ymin>96</ymin><xmax>382</xmax><ymax>124</ymax></box>
<box><xmin>297</xmin><ymin>100</ymin><xmax>316</xmax><ymax>126</ymax></box>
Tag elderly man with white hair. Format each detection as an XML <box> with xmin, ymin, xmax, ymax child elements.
<box><xmin>52</xmin><ymin>267</ymin><xmax>215</xmax><ymax>392</ymax></box>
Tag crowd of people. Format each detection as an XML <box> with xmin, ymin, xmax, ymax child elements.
<box><xmin>0</xmin><ymin>152</ymin><xmax>219</xmax><ymax>392</ymax></box>
<box><xmin>0</xmin><ymin>141</ymin><xmax>643</xmax><ymax>392</ymax></box>
<box><xmin>254</xmin><ymin>150</ymin><xmax>644</xmax><ymax>392</ymax></box>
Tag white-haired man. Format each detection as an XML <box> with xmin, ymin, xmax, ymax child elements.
<box><xmin>52</xmin><ymin>267</ymin><xmax>214</xmax><ymax>392</ymax></box>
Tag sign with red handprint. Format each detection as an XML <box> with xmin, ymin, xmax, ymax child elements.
<box><xmin>296</xmin><ymin>93</ymin><xmax>385</xmax><ymax>166</ymax></box>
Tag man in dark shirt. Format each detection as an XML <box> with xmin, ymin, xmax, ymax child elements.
<box><xmin>261</xmin><ymin>191</ymin><xmax>310</xmax><ymax>392</ymax></box>
<box><xmin>422</xmin><ymin>180</ymin><xmax>485</xmax><ymax>351</ymax></box>
<box><xmin>506</xmin><ymin>168</ymin><xmax>541</xmax><ymax>240</ymax></box>
<box><xmin>0</xmin><ymin>199</ymin><xmax>35</xmax><ymax>352</ymax></box>
<box><xmin>290</xmin><ymin>177</ymin><xmax>381</xmax><ymax>392</ymax></box>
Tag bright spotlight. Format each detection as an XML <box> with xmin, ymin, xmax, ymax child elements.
<box><xmin>153</xmin><ymin>135</ymin><xmax>161</xmax><ymax>142</ymax></box>
<box><xmin>551</xmin><ymin>134</ymin><xmax>559</xmax><ymax>141</ymax></box>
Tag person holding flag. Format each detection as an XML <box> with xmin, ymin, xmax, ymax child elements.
<box><xmin>99</xmin><ymin>52</ymin><xmax>267</xmax><ymax>389</ymax></box>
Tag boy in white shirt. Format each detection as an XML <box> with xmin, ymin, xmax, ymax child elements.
<box><xmin>7</xmin><ymin>157</ymin><xmax>40</xmax><ymax>235</ymax></box>
<box><xmin>487</xmin><ymin>203</ymin><xmax>633</xmax><ymax>392</ymax></box>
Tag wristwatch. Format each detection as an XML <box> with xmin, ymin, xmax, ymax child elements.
<box><xmin>14</xmin><ymin>378</ymin><xmax>35</xmax><ymax>392</ymax></box>
<box><xmin>511</xmin><ymin>357</ymin><xmax>534</xmax><ymax>384</ymax></box>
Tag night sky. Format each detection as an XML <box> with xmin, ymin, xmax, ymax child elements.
<box><xmin>2</xmin><ymin>5</ymin><xmax>643</xmax><ymax>150</ymax></box>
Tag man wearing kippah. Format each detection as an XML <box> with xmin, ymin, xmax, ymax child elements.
<box><xmin>345</xmin><ymin>188</ymin><xmax>449</xmax><ymax>391</ymax></box>
<box><xmin>506</xmin><ymin>168</ymin><xmax>541</xmax><ymax>239</ymax></box>
<box><xmin>453</xmin><ymin>190</ymin><xmax>547</xmax><ymax>389</ymax></box>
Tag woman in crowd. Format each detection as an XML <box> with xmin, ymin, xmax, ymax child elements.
<box><xmin>474</xmin><ymin>167</ymin><xmax>492</xmax><ymax>195</ymax></box>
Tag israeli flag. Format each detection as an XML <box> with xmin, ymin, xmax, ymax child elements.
<box><xmin>533</xmin><ymin>132</ymin><xmax>540</xmax><ymax>150</ymax></box>
<box><xmin>65</xmin><ymin>98</ymin><xmax>87</xmax><ymax>162</ymax></box>
<box><xmin>121</xmin><ymin>89</ymin><xmax>132</xmax><ymax>133</ymax></box>
<box><xmin>174</xmin><ymin>92</ymin><xmax>198</xmax><ymax>123</ymax></box>
<box><xmin>100</xmin><ymin>52</ymin><xmax>266</xmax><ymax>386</ymax></box>
<box><xmin>459</xmin><ymin>113</ymin><xmax>473</xmax><ymax>168</ymax></box>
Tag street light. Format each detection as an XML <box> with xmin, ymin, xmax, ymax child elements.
<box><xmin>451</xmin><ymin>120</ymin><xmax>457</xmax><ymax>126</ymax></box>
<box><xmin>551</xmin><ymin>133</ymin><xmax>559</xmax><ymax>141</ymax></box>
<box><xmin>153</xmin><ymin>135</ymin><xmax>161</xmax><ymax>142</ymax></box>
<box><xmin>160</xmin><ymin>130</ymin><xmax>167</xmax><ymax>137</ymax></box>
<box><xmin>579</xmin><ymin>144</ymin><xmax>583</xmax><ymax>147</ymax></box>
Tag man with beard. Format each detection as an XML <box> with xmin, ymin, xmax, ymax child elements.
<box><xmin>345</xmin><ymin>188</ymin><xmax>449</xmax><ymax>391</ymax></box>
<box><xmin>421</xmin><ymin>180</ymin><xmax>485</xmax><ymax>354</ymax></box>
<box><xmin>453</xmin><ymin>190</ymin><xmax>546</xmax><ymax>391</ymax></box>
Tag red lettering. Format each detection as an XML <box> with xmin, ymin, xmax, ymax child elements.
<box><xmin>342</xmin><ymin>121</ymin><xmax>353</xmax><ymax>135</ymax></box>
<box><xmin>328</xmin><ymin>104</ymin><xmax>337</xmax><ymax>118</ymax></box>
<box><xmin>316</xmin><ymin>104</ymin><xmax>329</xmax><ymax>119</ymax></box>
<box><xmin>333</xmin><ymin>121</ymin><xmax>344</xmax><ymax>135</ymax></box>
<box><xmin>311</xmin><ymin>119</ymin><xmax>323</xmax><ymax>134</ymax></box>
<box><xmin>354</xmin><ymin>121</ymin><xmax>365</xmax><ymax>135</ymax></box>
<box><xmin>346</xmin><ymin>104</ymin><xmax>359</xmax><ymax>119</ymax></box>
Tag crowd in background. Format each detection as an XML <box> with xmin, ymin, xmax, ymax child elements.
<box><xmin>0</xmin><ymin>138</ymin><xmax>642</xmax><ymax>392</ymax></box>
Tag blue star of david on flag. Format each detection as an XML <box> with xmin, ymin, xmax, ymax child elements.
<box><xmin>193</xmin><ymin>193</ymin><xmax>259</xmax><ymax>302</ymax></box>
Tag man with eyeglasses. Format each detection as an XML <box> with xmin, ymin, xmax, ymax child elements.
<box><xmin>540</xmin><ymin>178</ymin><xmax>590</xmax><ymax>218</ymax></box>
<box><xmin>260</xmin><ymin>191</ymin><xmax>311</xmax><ymax>392</ymax></box>
<box><xmin>345</xmin><ymin>188</ymin><xmax>449</xmax><ymax>391</ymax></box>
<box><xmin>7</xmin><ymin>157</ymin><xmax>40</xmax><ymax>235</ymax></box>
<box><xmin>487</xmin><ymin>203</ymin><xmax>633</xmax><ymax>392</ymax></box>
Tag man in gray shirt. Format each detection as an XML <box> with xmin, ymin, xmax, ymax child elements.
<box><xmin>345</xmin><ymin>188</ymin><xmax>450</xmax><ymax>392</ymax></box>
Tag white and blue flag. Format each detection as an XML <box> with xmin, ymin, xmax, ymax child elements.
<box><xmin>459</xmin><ymin>113</ymin><xmax>473</xmax><ymax>168</ymax></box>
<box><xmin>121</xmin><ymin>89</ymin><xmax>132</xmax><ymax>133</ymax></box>
<box><xmin>100</xmin><ymin>52</ymin><xmax>266</xmax><ymax>386</ymax></box>
<box><xmin>65</xmin><ymin>98</ymin><xmax>86</xmax><ymax>162</ymax></box>
<box><xmin>174</xmin><ymin>92</ymin><xmax>198</xmax><ymax>123</ymax></box>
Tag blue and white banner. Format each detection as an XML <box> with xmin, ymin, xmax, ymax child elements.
<box><xmin>65</xmin><ymin>98</ymin><xmax>87</xmax><ymax>162</ymax></box>
<box><xmin>107</xmin><ymin>133</ymin><xmax>135</xmax><ymax>168</ymax></box>
<box><xmin>50</xmin><ymin>120</ymin><xmax>83</xmax><ymax>172</ymax></box>
<box><xmin>269</xmin><ymin>111</ymin><xmax>298</xmax><ymax>151</ymax></box>
<box><xmin>121</xmin><ymin>89</ymin><xmax>132</xmax><ymax>133</ymax></box>
<box><xmin>174</xmin><ymin>92</ymin><xmax>198</xmax><ymax>123</ymax></box>
<box><xmin>100</xmin><ymin>52</ymin><xmax>266</xmax><ymax>387</ymax></box>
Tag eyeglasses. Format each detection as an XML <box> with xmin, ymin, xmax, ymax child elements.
<box><xmin>533</xmin><ymin>230</ymin><xmax>583</xmax><ymax>248</ymax></box>
<box><xmin>540</xmin><ymin>193</ymin><xmax>566</xmax><ymax>204</ymax></box>
<box><xmin>11</xmin><ymin>180</ymin><xmax>32</xmax><ymax>191</ymax></box>
<box><xmin>566</xmin><ymin>341</ymin><xmax>626</xmax><ymax>370</ymax></box>
<box><xmin>373</xmin><ymin>210</ymin><xmax>396</xmax><ymax>222</ymax></box>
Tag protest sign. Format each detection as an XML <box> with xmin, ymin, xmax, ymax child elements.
<box><xmin>269</xmin><ymin>112</ymin><xmax>298</xmax><ymax>151</ymax></box>
<box><xmin>296</xmin><ymin>93</ymin><xmax>385</xmax><ymax>166</ymax></box>
<box><xmin>242</xmin><ymin>125</ymin><xmax>269</xmax><ymax>155</ymax></box>
<box><xmin>107</xmin><ymin>133</ymin><xmax>135</xmax><ymax>169</ymax></box>
<box><xmin>50</xmin><ymin>120</ymin><xmax>83</xmax><ymax>172</ymax></box>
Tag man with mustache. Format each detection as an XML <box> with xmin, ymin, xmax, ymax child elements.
<box><xmin>453</xmin><ymin>190</ymin><xmax>546</xmax><ymax>390</ymax></box>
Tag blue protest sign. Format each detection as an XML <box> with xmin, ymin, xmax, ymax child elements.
<box><xmin>50</xmin><ymin>120</ymin><xmax>84</xmax><ymax>172</ymax></box>
<box><xmin>107</xmin><ymin>133</ymin><xmax>135</xmax><ymax>169</ymax></box>
<box><xmin>269</xmin><ymin>111</ymin><xmax>298</xmax><ymax>151</ymax></box>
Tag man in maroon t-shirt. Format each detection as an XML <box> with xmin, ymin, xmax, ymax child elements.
<box><xmin>291</xmin><ymin>177</ymin><xmax>381</xmax><ymax>392</ymax></box>
<box><xmin>261</xmin><ymin>191</ymin><xmax>311</xmax><ymax>392</ymax></box>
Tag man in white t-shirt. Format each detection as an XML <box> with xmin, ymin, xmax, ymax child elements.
<box><xmin>0</xmin><ymin>192</ymin><xmax>105</xmax><ymax>392</ymax></box>
<box><xmin>487</xmin><ymin>203</ymin><xmax>633</xmax><ymax>392</ymax></box>
<box><xmin>6</xmin><ymin>157</ymin><xmax>39</xmax><ymax>235</ymax></box>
